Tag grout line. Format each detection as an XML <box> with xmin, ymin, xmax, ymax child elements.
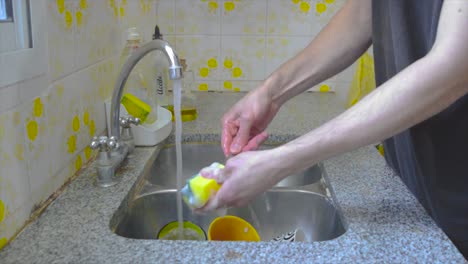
<box><xmin>219</xmin><ymin>0</ymin><xmax>223</xmax><ymax>83</ymax></box>
<box><xmin>49</xmin><ymin>54</ymin><xmax>117</xmax><ymax>86</ymax></box>
<box><xmin>264</xmin><ymin>0</ymin><xmax>269</xmax><ymax>80</ymax></box>
<box><xmin>162</xmin><ymin>33</ymin><xmax>315</xmax><ymax>38</ymax></box>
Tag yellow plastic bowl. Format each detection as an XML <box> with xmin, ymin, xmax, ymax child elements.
<box><xmin>208</xmin><ymin>215</ymin><xmax>260</xmax><ymax>242</ymax></box>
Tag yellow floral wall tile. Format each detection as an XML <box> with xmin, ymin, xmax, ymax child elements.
<box><xmin>0</xmin><ymin>0</ymin><xmax>163</xmax><ymax>250</ymax></box>
<box><xmin>176</xmin><ymin>36</ymin><xmax>221</xmax><ymax>82</ymax></box>
<box><xmin>74</xmin><ymin>0</ymin><xmax>119</xmax><ymax>69</ymax></box>
<box><xmin>307</xmin><ymin>82</ymin><xmax>335</xmax><ymax>92</ymax></box>
<box><xmin>118</xmin><ymin>0</ymin><xmax>157</xmax><ymax>47</ymax></box>
<box><xmin>0</xmin><ymin>107</ymin><xmax>33</xmax><ymax>251</ymax></box>
<box><xmin>44</xmin><ymin>79</ymin><xmax>82</xmax><ymax>188</ymax></box>
<box><xmin>265</xmin><ymin>36</ymin><xmax>312</xmax><ymax>76</ymax></box>
<box><xmin>222</xmin><ymin>80</ymin><xmax>262</xmax><ymax>92</ymax></box>
<box><xmin>21</xmin><ymin>96</ymin><xmax>57</xmax><ymax>204</ymax></box>
<box><xmin>195</xmin><ymin>81</ymin><xmax>221</xmax><ymax>92</ymax></box>
<box><xmin>156</xmin><ymin>0</ymin><xmax>175</xmax><ymax>34</ymax></box>
<box><xmin>175</xmin><ymin>0</ymin><xmax>221</xmax><ymax>35</ymax></box>
<box><xmin>267</xmin><ymin>0</ymin><xmax>344</xmax><ymax>36</ymax></box>
<box><xmin>0</xmin><ymin>203</ymin><xmax>33</xmax><ymax>251</ymax></box>
<box><xmin>221</xmin><ymin>36</ymin><xmax>265</xmax><ymax>81</ymax></box>
<box><xmin>267</xmin><ymin>0</ymin><xmax>317</xmax><ymax>36</ymax></box>
<box><xmin>221</xmin><ymin>0</ymin><xmax>267</xmax><ymax>35</ymax></box>
<box><xmin>312</xmin><ymin>0</ymin><xmax>344</xmax><ymax>26</ymax></box>
<box><xmin>0</xmin><ymin>109</ymin><xmax>31</xmax><ymax>215</ymax></box>
<box><xmin>47</xmin><ymin>0</ymin><xmax>76</xmax><ymax>81</ymax></box>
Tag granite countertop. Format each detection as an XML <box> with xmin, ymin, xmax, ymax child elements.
<box><xmin>1</xmin><ymin>93</ymin><xmax>465</xmax><ymax>263</ymax></box>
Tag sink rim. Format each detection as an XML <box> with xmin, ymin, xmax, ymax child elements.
<box><xmin>109</xmin><ymin>140</ymin><xmax>348</xmax><ymax>242</ymax></box>
<box><xmin>112</xmin><ymin>188</ymin><xmax>348</xmax><ymax>242</ymax></box>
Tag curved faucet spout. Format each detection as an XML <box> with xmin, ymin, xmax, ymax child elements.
<box><xmin>110</xmin><ymin>39</ymin><xmax>183</xmax><ymax>139</ymax></box>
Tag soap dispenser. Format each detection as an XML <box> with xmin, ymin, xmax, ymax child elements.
<box><xmin>179</xmin><ymin>58</ymin><xmax>198</xmax><ymax>122</ymax></box>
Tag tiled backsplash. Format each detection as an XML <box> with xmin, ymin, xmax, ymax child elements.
<box><xmin>0</xmin><ymin>0</ymin><xmax>356</xmax><ymax>250</ymax></box>
<box><xmin>0</xmin><ymin>0</ymin><xmax>158</xmax><ymax>249</ymax></box>
<box><xmin>156</xmin><ymin>0</ymin><xmax>355</xmax><ymax>93</ymax></box>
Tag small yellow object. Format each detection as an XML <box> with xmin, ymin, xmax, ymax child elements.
<box><xmin>319</xmin><ymin>84</ymin><xmax>330</xmax><ymax>92</ymax></box>
<box><xmin>26</xmin><ymin>120</ymin><xmax>38</xmax><ymax>141</ymax></box>
<box><xmin>0</xmin><ymin>200</ymin><xmax>5</xmax><ymax>223</ymax></box>
<box><xmin>33</xmin><ymin>98</ymin><xmax>43</xmax><ymax>117</ymax></box>
<box><xmin>189</xmin><ymin>175</ymin><xmax>220</xmax><ymax>205</ymax></box>
<box><xmin>207</xmin><ymin>58</ymin><xmax>218</xmax><ymax>68</ymax></box>
<box><xmin>0</xmin><ymin>237</ymin><xmax>7</xmax><ymax>250</ymax></box>
<box><xmin>376</xmin><ymin>144</ymin><xmax>385</xmax><ymax>156</ymax></box>
<box><xmin>316</xmin><ymin>3</ymin><xmax>327</xmax><ymax>14</ymax></box>
<box><xmin>299</xmin><ymin>1</ymin><xmax>311</xmax><ymax>13</ymax></box>
<box><xmin>198</xmin><ymin>83</ymin><xmax>209</xmax><ymax>91</ymax></box>
<box><xmin>232</xmin><ymin>67</ymin><xmax>242</xmax><ymax>78</ymax></box>
<box><xmin>182</xmin><ymin>163</ymin><xmax>224</xmax><ymax>208</ymax></box>
<box><xmin>158</xmin><ymin>221</ymin><xmax>206</xmax><ymax>240</ymax></box>
<box><xmin>208</xmin><ymin>215</ymin><xmax>260</xmax><ymax>241</ymax></box>
<box><xmin>121</xmin><ymin>93</ymin><xmax>151</xmax><ymax>123</ymax></box>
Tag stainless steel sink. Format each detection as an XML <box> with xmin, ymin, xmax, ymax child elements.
<box><xmin>113</xmin><ymin>189</ymin><xmax>345</xmax><ymax>242</ymax></box>
<box><xmin>147</xmin><ymin>143</ymin><xmax>323</xmax><ymax>188</ymax></box>
<box><xmin>110</xmin><ymin>142</ymin><xmax>347</xmax><ymax>242</ymax></box>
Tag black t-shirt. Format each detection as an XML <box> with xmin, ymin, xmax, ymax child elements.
<box><xmin>372</xmin><ymin>0</ymin><xmax>468</xmax><ymax>245</ymax></box>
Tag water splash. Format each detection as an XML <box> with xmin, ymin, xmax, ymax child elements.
<box><xmin>173</xmin><ymin>79</ymin><xmax>184</xmax><ymax>239</ymax></box>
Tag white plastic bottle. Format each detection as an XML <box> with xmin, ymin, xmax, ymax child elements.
<box><xmin>120</xmin><ymin>27</ymin><xmax>157</xmax><ymax>124</ymax></box>
<box><xmin>152</xmin><ymin>26</ymin><xmax>170</xmax><ymax>107</ymax></box>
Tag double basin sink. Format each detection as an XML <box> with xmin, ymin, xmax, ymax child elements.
<box><xmin>110</xmin><ymin>143</ymin><xmax>347</xmax><ymax>242</ymax></box>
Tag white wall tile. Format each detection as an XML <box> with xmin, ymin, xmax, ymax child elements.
<box><xmin>0</xmin><ymin>109</ymin><xmax>32</xmax><ymax>214</ymax></box>
<box><xmin>17</xmin><ymin>75</ymin><xmax>49</xmax><ymax>106</ymax></box>
<box><xmin>0</xmin><ymin>84</ymin><xmax>20</xmax><ymax>113</ymax></box>
<box><xmin>193</xmin><ymin>80</ymin><xmax>221</xmax><ymax>92</ymax></box>
<box><xmin>175</xmin><ymin>0</ymin><xmax>221</xmax><ymax>35</ymax></box>
<box><xmin>156</xmin><ymin>0</ymin><xmax>176</xmax><ymax>35</ymax></box>
<box><xmin>74</xmin><ymin>0</ymin><xmax>120</xmax><ymax>69</ymax></box>
<box><xmin>265</xmin><ymin>36</ymin><xmax>312</xmax><ymax>76</ymax></box>
<box><xmin>118</xmin><ymin>0</ymin><xmax>158</xmax><ymax>45</ymax></box>
<box><xmin>46</xmin><ymin>0</ymin><xmax>75</xmax><ymax>81</ymax></box>
<box><xmin>267</xmin><ymin>0</ymin><xmax>321</xmax><ymax>36</ymax></box>
<box><xmin>220</xmin><ymin>80</ymin><xmax>262</xmax><ymax>92</ymax></box>
<box><xmin>221</xmin><ymin>0</ymin><xmax>267</xmax><ymax>35</ymax></box>
<box><xmin>176</xmin><ymin>36</ymin><xmax>221</xmax><ymax>81</ymax></box>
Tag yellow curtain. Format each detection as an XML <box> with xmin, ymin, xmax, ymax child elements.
<box><xmin>346</xmin><ymin>52</ymin><xmax>376</xmax><ymax>108</ymax></box>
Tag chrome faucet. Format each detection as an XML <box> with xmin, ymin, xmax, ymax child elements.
<box><xmin>90</xmin><ymin>39</ymin><xmax>183</xmax><ymax>187</ymax></box>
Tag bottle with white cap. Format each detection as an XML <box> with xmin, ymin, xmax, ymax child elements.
<box><xmin>119</xmin><ymin>27</ymin><xmax>157</xmax><ymax>124</ymax></box>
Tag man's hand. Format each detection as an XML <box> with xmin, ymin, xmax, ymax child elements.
<box><xmin>221</xmin><ymin>87</ymin><xmax>279</xmax><ymax>156</ymax></box>
<box><xmin>196</xmin><ymin>149</ymin><xmax>284</xmax><ymax>211</ymax></box>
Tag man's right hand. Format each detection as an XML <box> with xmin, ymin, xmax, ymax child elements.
<box><xmin>221</xmin><ymin>86</ymin><xmax>280</xmax><ymax>156</ymax></box>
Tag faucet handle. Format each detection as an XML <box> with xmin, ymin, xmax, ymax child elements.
<box><xmin>90</xmin><ymin>136</ymin><xmax>117</xmax><ymax>152</ymax></box>
<box><xmin>119</xmin><ymin>116</ymin><xmax>141</xmax><ymax>128</ymax></box>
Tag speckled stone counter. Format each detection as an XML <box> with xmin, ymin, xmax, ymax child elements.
<box><xmin>1</xmin><ymin>93</ymin><xmax>466</xmax><ymax>263</ymax></box>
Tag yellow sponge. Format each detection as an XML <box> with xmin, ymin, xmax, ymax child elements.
<box><xmin>182</xmin><ymin>163</ymin><xmax>224</xmax><ymax>209</ymax></box>
<box><xmin>121</xmin><ymin>93</ymin><xmax>151</xmax><ymax>123</ymax></box>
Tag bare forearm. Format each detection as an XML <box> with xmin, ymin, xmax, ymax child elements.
<box><xmin>263</xmin><ymin>0</ymin><xmax>372</xmax><ymax>106</ymax></box>
<box><xmin>273</xmin><ymin>0</ymin><xmax>468</xmax><ymax>178</ymax></box>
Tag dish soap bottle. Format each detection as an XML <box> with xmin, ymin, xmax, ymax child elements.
<box><xmin>120</xmin><ymin>27</ymin><xmax>157</xmax><ymax>124</ymax></box>
<box><xmin>152</xmin><ymin>25</ymin><xmax>170</xmax><ymax>108</ymax></box>
<box><xmin>179</xmin><ymin>58</ymin><xmax>198</xmax><ymax>122</ymax></box>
